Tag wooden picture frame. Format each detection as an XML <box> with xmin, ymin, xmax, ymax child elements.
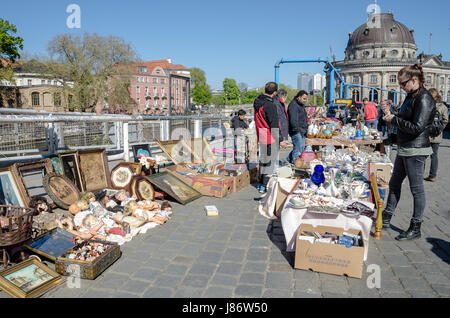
<box><xmin>59</xmin><ymin>151</ymin><xmax>84</xmax><ymax>192</ymax></box>
<box><xmin>77</xmin><ymin>149</ymin><xmax>111</xmax><ymax>192</ymax></box>
<box><xmin>43</xmin><ymin>173</ymin><xmax>80</xmax><ymax>210</ymax></box>
<box><xmin>12</xmin><ymin>159</ymin><xmax>54</xmax><ymax>207</ymax></box>
<box><xmin>0</xmin><ymin>166</ymin><xmax>28</xmax><ymax>208</ymax></box>
<box><xmin>0</xmin><ymin>258</ymin><xmax>65</xmax><ymax>298</ymax></box>
<box><xmin>156</xmin><ymin>139</ymin><xmax>201</xmax><ymax>165</ymax></box>
<box><xmin>131</xmin><ymin>144</ymin><xmax>151</xmax><ymax>163</ymax></box>
<box><xmin>130</xmin><ymin>176</ymin><xmax>155</xmax><ymax>201</ymax></box>
<box><xmin>146</xmin><ymin>171</ymin><xmax>201</xmax><ymax>205</ymax></box>
<box><xmin>110</xmin><ymin>162</ymin><xmax>140</xmax><ymax>192</ymax></box>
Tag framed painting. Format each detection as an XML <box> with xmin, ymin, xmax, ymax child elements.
<box><xmin>59</xmin><ymin>151</ymin><xmax>84</xmax><ymax>192</ymax></box>
<box><xmin>131</xmin><ymin>144</ymin><xmax>151</xmax><ymax>163</ymax></box>
<box><xmin>0</xmin><ymin>166</ymin><xmax>28</xmax><ymax>208</ymax></box>
<box><xmin>0</xmin><ymin>258</ymin><xmax>65</xmax><ymax>298</ymax></box>
<box><xmin>12</xmin><ymin>159</ymin><xmax>54</xmax><ymax>206</ymax></box>
<box><xmin>130</xmin><ymin>176</ymin><xmax>155</xmax><ymax>201</ymax></box>
<box><xmin>49</xmin><ymin>155</ymin><xmax>64</xmax><ymax>175</ymax></box>
<box><xmin>146</xmin><ymin>171</ymin><xmax>201</xmax><ymax>205</ymax></box>
<box><xmin>77</xmin><ymin>149</ymin><xmax>111</xmax><ymax>192</ymax></box>
<box><xmin>110</xmin><ymin>162</ymin><xmax>140</xmax><ymax>191</ymax></box>
<box><xmin>43</xmin><ymin>173</ymin><xmax>80</xmax><ymax>210</ymax></box>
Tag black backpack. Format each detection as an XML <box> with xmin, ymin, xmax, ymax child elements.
<box><xmin>429</xmin><ymin>111</ymin><xmax>445</xmax><ymax>138</ymax></box>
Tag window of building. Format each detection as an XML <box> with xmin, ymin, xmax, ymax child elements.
<box><xmin>440</xmin><ymin>77</ymin><xmax>445</xmax><ymax>85</ymax></box>
<box><xmin>136</xmin><ymin>86</ymin><xmax>140</xmax><ymax>94</ymax></box>
<box><xmin>352</xmin><ymin>76</ymin><xmax>359</xmax><ymax>84</ymax></box>
<box><xmin>448</xmin><ymin>78</ymin><xmax>450</xmax><ymax>85</ymax></box>
<box><xmin>136</xmin><ymin>76</ymin><xmax>140</xmax><ymax>83</ymax></box>
<box><xmin>370</xmin><ymin>75</ymin><xmax>377</xmax><ymax>84</ymax></box>
<box><xmin>161</xmin><ymin>88</ymin><xmax>165</xmax><ymax>97</ymax></box>
<box><xmin>41</xmin><ymin>79</ymin><xmax>45</xmax><ymax>85</ymax></box>
<box><xmin>176</xmin><ymin>98</ymin><xmax>179</xmax><ymax>106</ymax></box>
<box><xmin>154</xmin><ymin>99</ymin><xmax>157</xmax><ymax>106</ymax></box>
<box><xmin>161</xmin><ymin>78</ymin><xmax>165</xmax><ymax>84</ymax></box>
<box><xmin>426</xmin><ymin>76</ymin><xmax>432</xmax><ymax>84</ymax></box>
<box><xmin>152</xmin><ymin>78</ymin><xmax>157</xmax><ymax>84</ymax></box>
<box><xmin>28</xmin><ymin>79</ymin><xmax>32</xmax><ymax>86</ymax></box>
<box><xmin>43</xmin><ymin>92</ymin><xmax>51</xmax><ymax>106</ymax></box>
<box><xmin>153</xmin><ymin>87</ymin><xmax>157</xmax><ymax>96</ymax></box>
<box><xmin>156</xmin><ymin>70</ymin><xmax>160</xmax><ymax>74</ymax></box>
<box><xmin>390</xmin><ymin>75</ymin><xmax>397</xmax><ymax>83</ymax></box>
<box><xmin>31</xmin><ymin>92</ymin><xmax>40</xmax><ymax>106</ymax></box>
<box><xmin>138</xmin><ymin>66</ymin><xmax>147</xmax><ymax>73</ymax></box>
<box><xmin>447</xmin><ymin>91</ymin><xmax>450</xmax><ymax>102</ymax></box>
<box><xmin>145</xmin><ymin>87</ymin><xmax>149</xmax><ymax>96</ymax></box>
<box><xmin>54</xmin><ymin>93</ymin><xmax>62</xmax><ymax>106</ymax></box>
<box><xmin>137</xmin><ymin>97</ymin><xmax>140</xmax><ymax>105</ymax></box>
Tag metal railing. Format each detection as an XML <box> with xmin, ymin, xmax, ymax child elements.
<box><xmin>0</xmin><ymin>108</ymin><xmax>227</xmax><ymax>163</ymax></box>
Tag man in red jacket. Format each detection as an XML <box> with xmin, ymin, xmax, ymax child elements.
<box><xmin>253</xmin><ymin>82</ymin><xmax>284</xmax><ymax>193</ymax></box>
<box><xmin>363</xmin><ymin>97</ymin><xmax>378</xmax><ymax>129</ymax></box>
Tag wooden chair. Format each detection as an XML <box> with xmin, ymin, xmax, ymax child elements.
<box><xmin>370</xmin><ymin>174</ymin><xmax>384</xmax><ymax>239</ymax></box>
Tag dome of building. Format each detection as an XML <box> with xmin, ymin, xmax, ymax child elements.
<box><xmin>347</xmin><ymin>13</ymin><xmax>415</xmax><ymax>49</ymax></box>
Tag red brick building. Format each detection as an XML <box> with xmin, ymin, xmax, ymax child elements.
<box><xmin>123</xmin><ymin>59</ymin><xmax>191</xmax><ymax>115</ymax></box>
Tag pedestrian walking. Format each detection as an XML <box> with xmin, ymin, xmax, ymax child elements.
<box><xmin>381</xmin><ymin>64</ymin><xmax>436</xmax><ymax>241</ymax></box>
<box><xmin>424</xmin><ymin>88</ymin><xmax>449</xmax><ymax>182</ymax></box>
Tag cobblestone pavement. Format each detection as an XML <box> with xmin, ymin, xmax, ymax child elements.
<box><xmin>1</xmin><ymin>137</ymin><xmax>449</xmax><ymax>299</ymax></box>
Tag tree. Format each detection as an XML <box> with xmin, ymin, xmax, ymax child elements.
<box><xmin>242</xmin><ymin>90</ymin><xmax>259</xmax><ymax>104</ymax></box>
<box><xmin>45</xmin><ymin>32</ymin><xmax>138</xmax><ymax>112</ymax></box>
<box><xmin>223</xmin><ymin>78</ymin><xmax>240</xmax><ymax>105</ymax></box>
<box><xmin>190</xmin><ymin>67</ymin><xmax>207</xmax><ymax>87</ymax></box>
<box><xmin>191</xmin><ymin>84</ymin><xmax>212</xmax><ymax>105</ymax></box>
<box><xmin>0</xmin><ymin>19</ymin><xmax>24</xmax><ymax>81</ymax></box>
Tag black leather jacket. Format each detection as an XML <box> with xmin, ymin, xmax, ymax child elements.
<box><xmin>391</xmin><ymin>87</ymin><xmax>436</xmax><ymax>148</ymax></box>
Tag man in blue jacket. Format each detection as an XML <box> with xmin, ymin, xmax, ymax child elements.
<box><xmin>287</xmin><ymin>90</ymin><xmax>309</xmax><ymax>164</ymax></box>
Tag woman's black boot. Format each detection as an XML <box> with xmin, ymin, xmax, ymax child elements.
<box><xmin>395</xmin><ymin>219</ymin><xmax>422</xmax><ymax>241</ymax></box>
<box><xmin>382</xmin><ymin>211</ymin><xmax>393</xmax><ymax>228</ymax></box>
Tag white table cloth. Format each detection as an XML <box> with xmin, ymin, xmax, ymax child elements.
<box><xmin>281</xmin><ymin>196</ymin><xmax>373</xmax><ymax>261</ymax></box>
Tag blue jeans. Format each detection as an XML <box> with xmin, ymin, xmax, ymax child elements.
<box><xmin>287</xmin><ymin>133</ymin><xmax>305</xmax><ymax>164</ymax></box>
<box><xmin>366</xmin><ymin>120</ymin><xmax>377</xmax><ymax>129</ymax></box>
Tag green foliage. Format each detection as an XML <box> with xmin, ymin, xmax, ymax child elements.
<box><xmin>242</xmin><ymin>90</ymin><xmax>259</xmax><ymax>104</ymax></box>
<box><xmin>0</xmin><ymin>19</ymin><xmax>23</xmax><ymax>65</ymax></box>
<box><xmin>192</xmin><ymin>83</ymin><xmax>212</xmax><ymax>105</ymax></box>
<box><xmin>0</xmin><ymin>19</ymin><xmax>24</xmax><ymax>82</ymax></box>
<box><xmin>223</xmin><ymin>78</ymin><xmax>240</xmax><ymax>105</ymax></box>
<box><xmin>210</xmin><ymin>94</ymin><xmax>225</xmax><ymax>106</ymax></box>
<box><xmin>190</xmin><ymin>67</ymin><xmax>207</xmax><ymax>87</ymax></box>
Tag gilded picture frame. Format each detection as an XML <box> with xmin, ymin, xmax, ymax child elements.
<box><xmin>110</xmin><ymin>162</ymin><xmax>139</xmax><ymax>192</ymax></box>
<box><xmin>0</xmin><ymin>166</ymin><xmax>28</xmax><ymax>208</ymax></box>
<box><xmin>43</xmin><ymin>173</ymin><xmax>80</xmax><ymax>210</ymax></box>
<box><xmin>130</xmin><ymin>176</ymin><xmax>155</xmax><ymax>201</ymax></box>
<box><xmin>77</xmin><ymin>149</ymin><xmax>111</xmax><ymax>192</ymax></box>
<box><xmin>0</xmin><ymin>258</ymin><xmax>65</xmax><ymax>298</ymax></box>
<box><xmin>146</xmin><ymin>171</ymin><xmax>201</xmax><ymax>205</ymax></box>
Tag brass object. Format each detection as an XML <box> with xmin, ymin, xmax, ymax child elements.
<box><xmin>370</xmin><ymin>174</ymin><xmax>384</xmax><ymax>239</ymax></box>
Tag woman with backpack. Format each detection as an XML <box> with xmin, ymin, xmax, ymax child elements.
<box><xmin>380</xmin><ymin>64</ymin><xmax>436</xmax><ymax>241</ymax></box>
<box><xmin>424</xmin><ymin>88</ymin><xmax>449</xmax><ymax>182</ymax></box>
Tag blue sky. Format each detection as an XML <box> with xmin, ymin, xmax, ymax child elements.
<box><xmin>2</xmin><ymin>0</ymin><xmax>449</xmax><ymax>89</ymax></box>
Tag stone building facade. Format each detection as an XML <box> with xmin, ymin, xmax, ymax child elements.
<box><xmin>331</xmin><ymin>12</ymin><xmax>450</xmax><ymax>105</ymax></box>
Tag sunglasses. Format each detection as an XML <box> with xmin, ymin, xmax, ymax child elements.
<box><xmin>399</xmin><ymin>78</ymin><xmax>411</xmax><ymax>87</ymax></box>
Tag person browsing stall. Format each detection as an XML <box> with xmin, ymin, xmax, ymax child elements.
<box><xmin>253</xmin><ymin>82</ymin><xmax>285</xmax><ymax>193</ymax></box>
<box><xmin>381</xmin><ymin>64</ymin><xmax>436</xmax><ymax>241</ymax></box>
<box><xmin>363</xmin><ymin>97</ymin><xmax>378</xmax><ymax>129</ymax></box>
<box><xmin>273</xmin><ymin>89</ymin><xmax>289</xmax><ymax>143</ymax></box>
<box><xmin>286</xmin><ymin>90</ymin><xmax>309</xmax><ymax>164</ymax></box>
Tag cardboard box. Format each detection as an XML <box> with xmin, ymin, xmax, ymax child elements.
<box><xmin>368</xmin><ymin>162</ymin><xmax>392</xmax><ymax>186</ymax></box>
<box><xmin>165</xmin><ymin>164</ymin><xmax>234</xmax><ymax>198</ymax></box>
<box><xmin>294</xmin><ymin>224</ymin><xmax>365</xmax><ymax>279</ymax></box>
